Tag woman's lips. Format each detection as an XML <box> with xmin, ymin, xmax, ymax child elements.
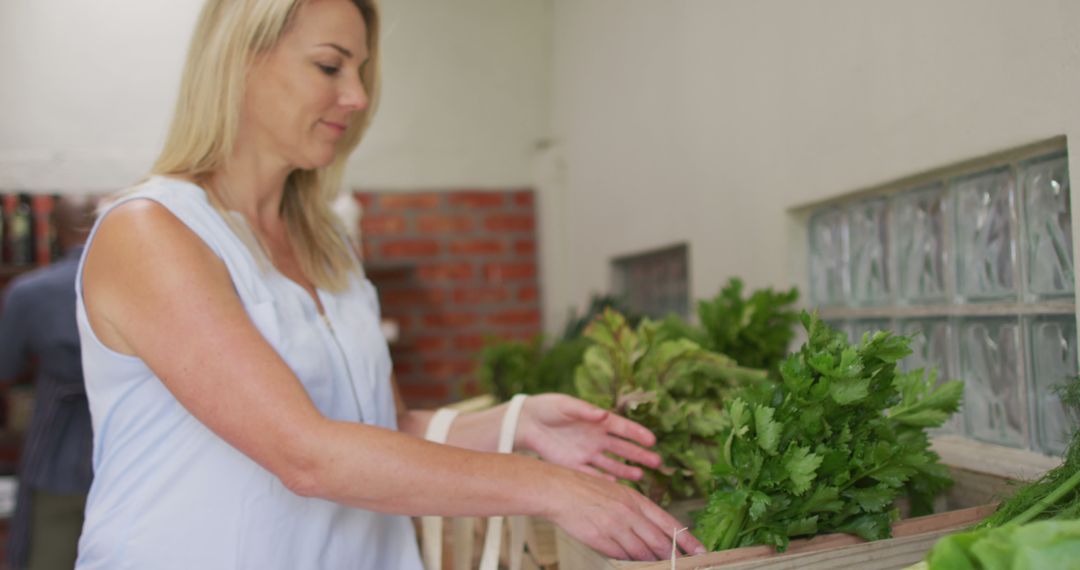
<box><xmin>321</xmin><ymin>120</ymin><xmax>347</xmax><ymax>135</ymax></box>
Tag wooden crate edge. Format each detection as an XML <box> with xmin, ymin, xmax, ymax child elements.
<box><xmin>554</xmin><ymin>501</ymin><xmax>996</xmax><ymax>569</ymax></box>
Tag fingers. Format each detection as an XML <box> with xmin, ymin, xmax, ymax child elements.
<box><xmin>557</xmin><ymin>473</ymin><xmax>698</xmax><ymax>562</ymax></box>
<box><xmin>605</xmin><ymin>437</ymin><xmax>662</xmax><ymax>469</ymax></box>
<box><xmin>603</xmin><ymin>413</ymin><xmax>657</xmax><ymax>447</ymax></box>
<box><xmin>638</xmin><ymin>498</ymin><xmax>706</xmax><ymax>556</ymax></box>
<box><xmin>560</xmin><ymin>395</ymin><xmax>657</xmax><ymax>449</ymax></box>
<box><xmin>676</xmin><ymin>527</ymin><xmax>707</xmax><ymax>557</ymax></box>
<box><xmin>590</xmin><ymin>534</ymin><xmax>631</xmax><ymax>561</ymax></box>
<box><xmin>575</xmin><ymin>463</ymin><xmax>617</xmax><ymax>483</ymax></box>
<box><xmin>590</xmin><ymin>454</ymin><xmax>643</xmax><ymax>481</ymax></box>
<box><xmin>630</xmin><ymin>520</ymin><xmax>676</xmax><ymax>561</ymax></box>
<box><xmin>612</xmin><ymin>522</ymin><xmax>660</xmax><ymax>561</ymax></box>
<box><xmin>564</xmin><ymin>397</ymin><xmax>609</xmax><ymax>422</ymax></box>
<box><xmin>615</xmin><ymin>495</ymin><xmax>690</xmax><ymax>560</ymax></box>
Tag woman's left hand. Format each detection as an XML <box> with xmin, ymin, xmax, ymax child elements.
<box><xmin>515</xmin><ymin>394</ymin><xmax>661</xmax><ymax>482</ymax></box>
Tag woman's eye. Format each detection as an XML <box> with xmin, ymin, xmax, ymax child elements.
<box><xmin>317</xmin><ymin>64</ymin><xmax>340</xmax><ymax>76</ymax></box>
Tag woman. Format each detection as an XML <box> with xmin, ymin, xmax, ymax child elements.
<box><xmin>76</xmin><ymin>0</ymin><xmax>706</xmax><ymax>567</ymax></box>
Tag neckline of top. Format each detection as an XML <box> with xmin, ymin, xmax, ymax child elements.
<box><xmin>148</xmin><ymin>175</ymin><xmax>329</xmax><ymax>316</ymax></box>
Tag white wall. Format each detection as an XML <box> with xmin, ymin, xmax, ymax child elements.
<box><xmin>0</xmin><ymin>0</ymin><xmax>551</xmax><ymax>192</ymax></box>
<box><xmin>9</xmin><ymin>0</ymin><xmax>1080</xmax><ymax>335</ymax></box>
<box><xmin>540</xmin><ymin>0</ymin><xmax>1080</xmax><ymax>333</ymax></box>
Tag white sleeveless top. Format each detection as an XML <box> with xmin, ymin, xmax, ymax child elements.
<box><xmin>74</xmin><ymin>177</ymin><xmax>423</xmax><ymax>570</ymax></box>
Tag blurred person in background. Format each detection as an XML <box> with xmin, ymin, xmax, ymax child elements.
<box><xmin>0</xmin><ymin>196</ymin><xmax>97</xmax><ymax>570</ymax></box>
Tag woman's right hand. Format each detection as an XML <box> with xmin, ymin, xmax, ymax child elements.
<box><xmin>545</xmin><ymin>468</ymin><xmax>707</xmax><ymax>561</ymax></box>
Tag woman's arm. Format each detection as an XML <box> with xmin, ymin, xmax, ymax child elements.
<box><xmin>83</xmin><ymin>200</ymin><xmax>703</xmax><ymax>561</ymax></box>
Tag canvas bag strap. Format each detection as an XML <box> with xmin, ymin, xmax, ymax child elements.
<box><xmin>478</xmin><ymin>394</ymin><xmax>529</xmax><ymax>570</ymax></box>
<box><xmin>421</xmin><ymin>408</ymin><xmax>461</xmax><ymax>570</ymax></box>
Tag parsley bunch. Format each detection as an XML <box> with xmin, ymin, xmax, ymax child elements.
<box><xmin>575</xmin><ymin>309</ymin><xmax>767</xmax><ymax>504</ymax></box>
<box><xmin>696</xmin><ymin>312</ymin><xmax>962</xmax><ymax>552</ymax></box>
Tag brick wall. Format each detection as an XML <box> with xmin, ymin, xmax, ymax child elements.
<box><xmin>354</xmin><ymin>189</ymin><xmax>540</xmax><ymax>409</ymax></box>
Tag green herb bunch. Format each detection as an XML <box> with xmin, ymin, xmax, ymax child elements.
<box><xmin>696</xmin><ymin>312</ymin><xmax>962</xmax><ymax>552</ymax></box>
<box><xmin>575</xmin><ymin>309</ymin><xmax>767</xmax><ymax>504</ymax></box>
<box><xmin>661</xmin><ymin>278</ymin><xmax>799</xmax><ymax>376</ymax></box>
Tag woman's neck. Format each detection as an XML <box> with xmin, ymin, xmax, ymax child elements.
<box><xmin>211</xmin><ymin>141</ymin><xmax>294</xmax><ymax>233</ymax></box>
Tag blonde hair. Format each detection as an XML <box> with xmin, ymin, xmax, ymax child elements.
<box><xmin>152</xmin><ymin>0</ymin><xmax>380</xmax><ymax>291</ymax></box>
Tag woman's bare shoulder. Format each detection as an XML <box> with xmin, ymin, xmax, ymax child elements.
<box><xmin>83</xmin><ymin>198</ymin><xmax>234</xmax><ymax>353</ymax></box>
<box><xmin>90</xmin><ymin>198</ymin><xmax>217</xmax><ymax>265</ymax></box>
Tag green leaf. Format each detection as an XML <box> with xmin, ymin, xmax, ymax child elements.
<box><xmin>780</xmin><ymin>356</ymin><xmax>813</xmax><ymax>394</ymax></box>
<box><xmin>728</xmin><ymin>399</ymin><xmax>752</xmax><ymax>434</ymax></box>
<box><xmin>870</xmin><ymin>465</ymin><xmax>917</xmax><ymax>488</ymax></box>
<box><xmin>829</xmin><ymin>377</ymin><xmax>871</xmax><ymax>405</ymax></box>
<box><xmin>846</xmin><ymin>485</ymin><xmax>895</xmax><ymax>512</ymax></box>
<box><xmin>808</xmin><ymin>352</ymin><xmax>836</xmax><ymax>375</ymax></box>
<box><xmin>689</xmin><ymin>405</ymin><xmax>727</xmax><ymax>436</ymax></box>
<box><xmin>835</xmin><ymin>347</ymin><xmax>864</xmax><ymax>379</ymax></box>
<box><xmin>799</xmin><ymin>486</ymin><xmax>843</xmax><ymax>514</ymax></box>
<box><xmin>695</xmin><ymin>490</ymin><xmax>750</xmax><ymax>551</ymax></box>
<box><xmin>574</xmin><ymin>347</ymin><xmax>616</xmax><ymax>409</ymax></box>
<box><xmin>836</xmin><ymin>512</ymin><xmax>892</xmax><ymax>541</ymax></box>
<box><xmin>889</xmin><ymin>378</ymin><xmax>964</xmax><ymax>428</ymax></box>
<box><xmin>785</xmin><ymin>516</ymin><xmax>819</xmax><ymax>537</ymax></box>
<box><xmin>784</xmin><ymin>446</ymin><xmax>822</xmax><ymax>495</ymax></box>
<box><xmin>926</xmin><ymin>528</ymin><xmax>983</xmax><ymax>570</ymax></box>
<box><xmin>755</xmin><ymin>405</ymin><xmax>782</xmax><ymax>455</ymax></box>
<box><xmin>748</xmin><ymin>491</ymin><xmax>771</xmax><ymax>521</ymax></box>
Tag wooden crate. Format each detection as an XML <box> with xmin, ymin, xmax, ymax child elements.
<box><xmin>555</xmin><ymin>457</ymin><xmax>1021</xmax><ymax>570</ymax></box>
<box><xmin>523</xmin><ymin>517</ymin><xmax>560</xmax><ymax>567</ymax></box>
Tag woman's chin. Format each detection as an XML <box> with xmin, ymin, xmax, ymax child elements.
<box><xmin>294</xmin><ymin>152</ymin><xmax>337</xmax><ymax>171</ymax></box>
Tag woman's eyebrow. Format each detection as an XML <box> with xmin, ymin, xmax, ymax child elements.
<box><xmin>317</xmin><ymin>43</ymin><xmax>353</xmax><ymax>58</ymax></box>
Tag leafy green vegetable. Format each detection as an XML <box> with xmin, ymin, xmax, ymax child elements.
<box><xmin>922</xmin><ymin>377</ymin><xmax>1080</xmax><ymax>569</ymax></box>
<box><xmin>925</xmin><ymin>518</ymin><xmax>1080</xmax><ymax>570</ymax></box>
<box><xmin>660</xmin><ymin>278</ymin><xmax>799</xmax><ymax>377</ymax></box>
<box><xmin>575</xmin><ymin>309</ymin><xmax>768</xmax><ymax>504</ymax></box>
<box><xmin>477</xmin><ymin>336</ymin><xmax>587</xmax><ymax>402</ymax></box>
<box><xmin>696</xmin><ymin>312</ymin><xmax>962</xmax><ymax>552</ymax></box>
<box><xmin>561</xmin><ymin>294</ymin><xmax>644</xmax><ymax>342</ymax></box>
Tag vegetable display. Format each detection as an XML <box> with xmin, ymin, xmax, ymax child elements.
<box><xmin>575</xmin><ymin>309</ymin><xmax>767</xmax><ymax>504</ymax></box>
<box><xmin>695</xmin><ymin>313</ymin><xmax>963</xmax><ymax>552</ymax></box>
<box><xmin>924</xmin><ymin>518</ymin><xmax>1080</xmax><ymax>570</ymax></box>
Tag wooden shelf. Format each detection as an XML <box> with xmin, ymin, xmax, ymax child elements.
<box><xmin>930</xmin><ymin>434</ymin><xmax>1061</xmax><ymax>481</ymax></box>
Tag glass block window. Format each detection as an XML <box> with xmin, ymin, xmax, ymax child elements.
<box><xmin>807</xmin><ymin>145</ymin><xmax>1077</xmax><ymax>455</ymax></box>
<box><xmin>612</xmin><ymin>244</ymin><xmax>689</xmax><ymax>319</ymax></box>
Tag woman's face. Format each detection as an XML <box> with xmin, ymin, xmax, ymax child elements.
<box><xmin>242</xmin><ymin>0</ymin><xmax>370</xmax><ymax>171</ymax></box>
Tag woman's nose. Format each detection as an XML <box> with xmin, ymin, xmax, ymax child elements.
<box><xmin>340</xmin><ymin>76</ymin><xmax>369</xmax><ymax>112</ymax></box>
